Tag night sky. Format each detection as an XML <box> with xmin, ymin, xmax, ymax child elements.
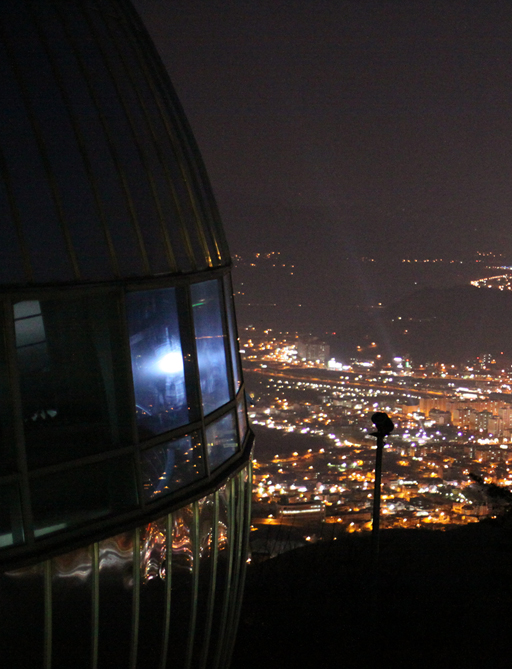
<box><xmin>134</xmin><ymin>1</ymin><xmax>512</xmax><ymax>326</ymax></box>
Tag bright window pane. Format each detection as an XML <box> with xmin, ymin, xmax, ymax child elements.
<box><xmin>191</xmin><ymin>280</ymin><xmax>230</xmax><ymax>415</ymax></box>
<box><xmin>126</xmin><ymin>288</ymin><xmax>189</xmax><ymax>439</ymax></box>
<box><xmin>141</xmin><ymin>432</ymin><xmax>205</xmax><ymax>501</ymax></box>
<box><xmin>206</xmin><ymin>412</ymin><xmax>238</xmax><ymax>471</ymax></box>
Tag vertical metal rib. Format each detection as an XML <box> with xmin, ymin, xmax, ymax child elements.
<box><xmin>184</xmin><ymin>500</ymin><xmax>200</xmax><ymax>669</ymax></box>
<box><xmin>225</xmin><ymin>464</ymin><xmax>253</xmax><ymax>667</ymax></box>
<box><xmin>180</xmin><ymin>285</ymin><xmax>208</xmax><ymax>477</ymax></box>
<box><xmin>129</xmin><ymin>527</ymin><xmax>141</xmax><ymax>669</ymax></box>
<box><xmin>212</xmin><ymin>477</ymin><xmax>236</xmax><ymax>669</ymax></box>
<box><xmin>221</xmin><ymin>473</ymin><xmax>244</xmax><ymax>667</ymax></box>
<box><xmin>159</xmin><ymin>512</ymin><xmax>173</xmax><ymax>669</ymax></box>
<box><xmin>43</xmin><ymin>559</ymin><xmax>52</xmax><ymax>669</ymax></box>
<box><xmin>91</xmin><ymin>542</ymin><xmax>99</xmax><ymax>669</ymax></box>
<box><xmin>199</xmin><ymin>490</ymin><xmax>219</xmax><ymax>669</ymax></box>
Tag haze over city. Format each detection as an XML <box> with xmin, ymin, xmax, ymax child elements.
<box><xmin>130</xmin><ymin>1</ymin><xmax>512</xmax><ymax>551</ymax></box>
<box><xmin>136</xmin><ymin>1</ymin><xmax>512</xmax><ymax>344</ymax></box>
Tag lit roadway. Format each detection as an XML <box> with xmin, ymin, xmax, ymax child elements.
<box><xmin>247</xmin><ymin>366</ymin><xmax>446</xmax><ymax>398</ymax></box>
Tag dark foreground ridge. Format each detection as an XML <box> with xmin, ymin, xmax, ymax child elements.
<box><xmin>232</xmin><ymin>523</ymin><xmax>512</xmax><ymax>669</ymax></box>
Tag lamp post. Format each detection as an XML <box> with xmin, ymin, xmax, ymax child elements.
<box><xmin>370</xmin><ymin>412</ymin><xmax>394</xmax><ymax>563</ymax></box>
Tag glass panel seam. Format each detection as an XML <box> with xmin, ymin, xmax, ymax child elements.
<box><xmin>0</xmin><ymin>145</ymin><xmax>33</xmax><ymax>281</ymax></box>
<box><xmin>107</xmin><ymin>0</ymin><xmax>198</xmax><ymax>270</ymax></box>
<box><xmin>0</xmin><ymin>20</ymin><xmax>80</xmax><ymax>280</ymax></box>
<box><xmin>82</xmin><ymin>3</ymin><xmax>173</xmax><ymax>275</ymax></box>
<box><xmin>26</xmin><ymin>1</ymin><xmax>120</xmax><ymax>279</ymax></box>
<box><xmin>95</xmin><ymin>6</ymin><xmax>179</xmax><ymax>274</ymax></box>
<box><xmin>52</xmin><ymin>3</ymin><xmax>150</xmax><ymax>275</ymax></box>
<box><xmin>112</xmin><ymin>0</ymin><xmax>211</xmax><ymax>268</ymax></box>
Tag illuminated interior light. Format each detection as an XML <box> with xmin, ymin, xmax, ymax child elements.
<box><xmin>157</xmin><ymin>351</ymin><xmax>184</xmax><ymax>374</ymax></box>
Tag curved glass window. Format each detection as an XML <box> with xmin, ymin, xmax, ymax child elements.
<box><xmin>206</xmin><ymin>411</ymin><xmax>238</xmax><ymax>471</ymax></box>
<box><xmin>191</xmin><ymin>280</ymin><xmax>230</xmax><ymax>415</ymax></box>
<box><xmin>14</xmin><ymin>294</ymin><xmax>130</xmax><ymax>469</ymax></box>
<box><xmin>0</xmin><ymin>306</ymin><xmax>15</xmax><ymax>473</ymax></box>
<box><xmin>126</xmin><ymin>288</ymin><xmax>191</xmax><ymax>439</ymax></box>
<box><xmin>0</xmin><ymin>270</ymin><xmax>249</xmax><ymax>553</ymax></box>
<box><xmin>0</xmin><ymin>484</ymin><xmax>23</xmax><ymax>548</ymax></box>
<box><xmin>30</xmin><ymin>455</ymin><xmax>137</xmax><ymax>538</ymax></box>
<box><xmin>141</xmin><ymin>432</ymin><xmax>205</xmax><ymax>501</ymax></box>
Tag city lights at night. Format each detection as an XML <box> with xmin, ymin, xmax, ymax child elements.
<box><xmin>2</xmin><ymin>0</ymin><xmax>512</xmax><ymax>667</ymax></box>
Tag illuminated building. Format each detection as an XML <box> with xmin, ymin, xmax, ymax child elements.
<box><xmin>0</xmin><ymin>1</ymin><xmax>252</xmax><ymax>666</ymax></box>
<box><xmin>297</xmin><ymin>336</ymin><xmax>330</xmax><ymax>366</ymax></box>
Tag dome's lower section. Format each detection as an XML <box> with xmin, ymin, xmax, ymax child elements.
<box><xmin>0</xmin><ymin>463</ymin><xmax>251</xmax><ymax>668</ymax></box>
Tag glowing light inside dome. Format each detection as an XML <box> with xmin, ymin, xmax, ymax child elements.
<box><xmin>157</xmin><ymin>351</ymin><xmax>183</xmax><ymax>374</ymax></box>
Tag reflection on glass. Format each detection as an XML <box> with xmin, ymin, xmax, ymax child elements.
<box><xmin>217</xmin><ymin>484</ymin><xmax>229</xmax><ymax>553</ymax></box>
<box><xmin>140</xmin><ymin>518</ymin><xmax>167</xmax><ymax>583</ymax></box>
<box><xmin>172</xmin><ymin>505</ymin><xmax>194</xmax><ymax>572</ymax></box>
<box><xmin>191</xmin><ymin>280</ymin><xmax>230</xmax><ymax>415</ymax></box>
<box><xmin>14</xmin><ymin>294</ymin><xmax>129</xmax><ymax>468</ymax></box>
<box><xmin>192</xmin><ymin>495</ymin><xmax>216</xmax><ymax>668</ymax></box>
<box><xmin>53</xmin><ymin>546</ymin><xmax>93</xmax><ymax>583</ymax></box>
<box><xmin>31</xmin><ymin>457</ymin><xmax>137</xmax><ymax>538</ymax></box>
<box><xmin>99</xmin><ymin>532</ymin><xmax>134</xmax><ymax>583</ymax></box>
<box><xmin>141</xmin><ymin>433</ymin><xmax>205</xmax><ymax>501</ymax></box>
<box><xmin>237</xmin><ymin>396</ymin><xmax>248</xmax><ymax>445</ymax></box>
<box><xmin>198</xmin><ymin>494</ymin><xmax>216</xmax><ymax>560</ymax></box>
<box><xmin>0</xmin><ymin>484</ymin><xmax>23</xmax><ymax>548</ymax></box>
<box><xmin>126</xmin><ymin>288</ymin><xmax>189</xmax><ymax>439</ymax></box>
<box><xmin>206</xmin><ymin>412</ymin><xmax>238</xmax><ymax>471</ymax></box>
<box><xmin>223</xmin><ymin>274</ymin><xmax>241</xmax><ymax>393</ymax></box>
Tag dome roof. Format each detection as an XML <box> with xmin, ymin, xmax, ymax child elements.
<box><xmin>0</xmin><ymin>0</ymin><xmax>230</xmax><ymax>286</ymax></box>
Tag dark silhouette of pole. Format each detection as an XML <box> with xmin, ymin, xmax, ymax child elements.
<box><xmin>370</xmin><ymin>412</ymin><xmax>394</xmax><ymax>563</ymax></box>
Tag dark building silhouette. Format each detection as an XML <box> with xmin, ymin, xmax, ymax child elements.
<box><xmin>0</xmin><ymin>1</ymin><xmax>252</xmax><ymax>666</ymax></box>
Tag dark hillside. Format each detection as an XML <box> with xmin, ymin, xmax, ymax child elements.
<box><xmin>386</xmin><ymin>285</ymin><xmax>512</xmax><ymax>362</ymax></box>
<box><xmin>233</xmin><ymin>522</ymin><xmax>512</xmax><ymax>668</ymax></box>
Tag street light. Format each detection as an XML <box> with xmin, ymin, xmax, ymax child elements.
<box><xmin>370</xmin><ymin>411</ymin><xmax>394</xmax><ymax>563</ymax></box>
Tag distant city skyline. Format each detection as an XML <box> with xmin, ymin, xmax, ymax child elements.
<box><xmin>136</xmin><ymin>0</ymin><xmax>512</xmax><ymax>268</ymax></box>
